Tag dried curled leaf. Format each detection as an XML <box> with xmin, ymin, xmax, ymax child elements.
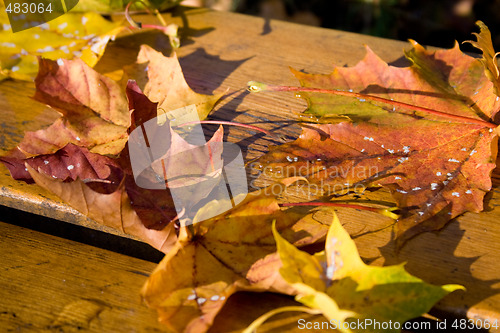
<box><xmin>465</xmin><ymin>21</ymin><xmax>500</xmax><ymax>97</ymax></box>
<box><xmin>0</xmin><ymin>9</ymin><xmax>124</xmax><ymax>81</ymax></box>
<box><xmin>262</xmin><ymin>214</ymin><xmax>464</xmax><ymax>333</ymax></box>
<box><xmin>141</xmin><ymin>181</ymin><xmax>330</xmax><ymax>333</ymax></box>
<box><xmin>252</xmin><ymin>33</ymin><xmax>500</xmax><ymax>245</ymax></box>
<box><xmin>124</xmin><ymin>45</ymin><xmax>225</xmax><ymax>121</ymax></box>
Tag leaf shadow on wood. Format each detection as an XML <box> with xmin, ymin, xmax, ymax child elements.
<box><xmin>171</xmin><ymin>6</ymin><xmax>216</xmax><ymax>46</ymax></box>
<box><xmin>178</xmin><ymin>48</ymin><xmax>251</xmax><ymax>95</ymax></box>
<box><xmin>379</xmin><ymin>219</ymin><xmax>500</xmax><ymax>319</ymax></box>
<box><xmin>93</xmin><ymin>30</ymin><xmax>174</xmax><ymax>75</ymax></box>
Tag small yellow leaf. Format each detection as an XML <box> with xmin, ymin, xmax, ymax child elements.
<box><xmin>273</xmin><ymin>214</ymin><xmax>464</xmax><ymax>332</ymax></box>
<box><xmin>0</xmin><ymin>8</ymin><xmax>124</xmax><ymax>81</ymax></box>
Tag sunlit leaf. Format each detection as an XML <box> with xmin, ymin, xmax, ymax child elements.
<box><xmin>250</xmin><ymin>23</ymin><xmax>500</xmax><ymax>245</ymax></box>
<box><xmin>269</xmin><ymin>214</ymin><xmax>463</xmax><ymax>333</ymax></box>
<box><xmin>141</xmin><ymin>181</ymin><xmax>330</xmax><ymax>333</ymax></box>
<box><xmin>0</xmin><ymin>7</ymin><xmax>124</xmax><ymax>81</ymax></box>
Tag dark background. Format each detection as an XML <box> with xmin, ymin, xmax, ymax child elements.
<box><xmin>229</xmin><ymin>0</ymin><xmax>500</xmax><ymax>52</ymax></box>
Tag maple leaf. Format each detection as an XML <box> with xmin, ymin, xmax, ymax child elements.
<box><xmin>248</xmin><ymin>22</ymin><xmax>500</xmax><ymax>245</ymax></box>
<box><xmin>16</xmin><ymin>56</ymin><xmax>130</xmax><ymax>157</ymax></box>
<box><xmin>464</xmin><ymin>21</ymin><xmax>500</xmax><ymax>97</ymax></box>
<box><xmin>0</xmin><ymin>7</ymin><xmax>124</xmax><ymax>81</ymax></box>
<box><xmin>26</xmin><ymin>161</ymin><xmax>178</xmax><ymax>252</ymax></box>
<box><xmin>1</xmin><ymin>77</ymin><xmax>230</xmax><ymax>249</ymax></box>
<box><xmin>141</xmin><ymin>181</ymin><xmax>330</xmax><ymax>333</ymax></box>
<box><xmin>123</xmin><ymin>45</ymin><xmax>225</xmax><ymax>121</ymax></box>
<box><xmin>245</xmin><ymin>214</ymin><xmax>463</xmax><ymax>333</ymax></box>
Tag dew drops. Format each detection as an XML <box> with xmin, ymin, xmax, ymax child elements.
<box><xmin>67</xmin><ymin>165</ymin><xmax>74</xmax><ymax>170</ymax></box>
<box><xmin>360</xmin><ymin>149</ymin><xmax>365</xmax><ymax>153</ymax></box>
<box><xmin>76</xmin><ymin>136</ymin><xmax>81</xmax><ymax>141</ymax></box>
<box><xmin>466</xmin><ymin>190</ymin><xmax>472</xmax><ymax>194</ymax></box>
<box><xmin>431</xmin><ymin>183</ymin><xmax>438</xmax><ymax>190</ymax></box>
<box><xmin>403</xmin><ymin>146</ymin><xmax>410</xmax><ymax>154</ymax></box>
<box><xmin>448</xmin><ymin>158</ymin><xmax>460</xmax><ymax>163</ymax></box>
<box><xmin>469</xmin><ymin>149</ymin><xmax>477</xmax><ymax>156</ymax></box>
<box><xmin>436</xmin><ymin>172</ymin><xmax>442</xmax><ymax>176</ymax></box>
<box><xmin>210</xmin><ymin>295</ymin><xmax>220</xmax><ymax>301</ymax></box>
<box><xmin>426</xmin><ymin>203</ymin><xmax>432</xmax><ymax>207</ymax></box>
<box><xmin>388</xmin><ymin>149</ymin><xmax>395</xmax><ymax>154</ymax></box>
<box><xmin>197</xmin><ymin>297</ymin><xmax>206</xmax><ymax>305</ymax></box>
<box><xmin>452</xmin><ymin>192</ymin><xmax>460</xmax><ymax>197</ymax></box>
<box><xmin>82</xmin><ymin>16</ymin><xmax>88</xmax><ymax>25</ymax></box>
<box><xmin>397</xmin><ymin>189</ymin><xmax>407</xmax><ymax>194</ymax></box>
<box><xmin>397</xmin><ymin>157</ymin><xmax>408</xmax><ymax>163</ymax></box>
<box><xmin>58</xmin><ymin>22</ymin><xmax>68</xmax><ymax>30</ymax></box>
<box><xmin>412</xmin><ymin>187</ymin><xmax>421</xmax><ymax>191</ymax></box>
<box><xmin>187</xmin><ymin>294</ymin><xmax>196</xmax><ymax>300</ymax></box>
<box><xmin>395</xmin><ymin>176</ymin><xmax>401</xmax><ymax>180</ymax></box>
<box><xmin>461</xmin><ymin>147</ymin><xmax>467</xmax><ymax>151</ymax></box>
<box><xmin>418</xmin><ymin>211</ymin><xmax>424</xmax><ymax>216</ymax></box>
<box><xmin>2</xmin><ymin>42</ymin><xmax>16</xmax><ymax>48</ymax></box>
<box><xmin>293</xmin><ymin>157</ymin><xmax>298</xmax><ymax>162</ymax></box>
<box><xmin>44</xmin><ymin>160</ymin><xmax>49</xmax><ymax>165</ymax></box>
<box><xmin>286</xmin><ymin>156</ymin><xmax>293</xmax><ymax>162</ymax></box>
<box><xmin>443</xmin><ymin>180</ymin><xmax>449</xmax><ymax>185</ymax></box>
<box><xmin>57</xmin><ymin>59</ymin><xmax>64</xmax><ymax>66</ymax></box>
<box><xmin>363</xmin><ymin>136</ymin><xmax>374</xmax><ymax>141</ymax></box>
<box><xmin>11</xmin><ymin>66</ymin><xmax>19</xmax><ymax>72</ymax></box>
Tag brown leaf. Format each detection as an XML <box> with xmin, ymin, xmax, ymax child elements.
<box><xmin>124</xmin><ymin>45</ymin><xmax>225</xmax><ymax>121</ymax></box>
<box><xmin>19</xmin><ymin>57</ymin><xmax>130</xmax><ymax>157</ymax></box>
<box><xmin>26</xmin><ymin>162</ymin><xmax>177</xmax><ymax>253</ymax></box>
<box><xmin>141</xmin><ymin>183</ymin><xmax>330</xmax><ymax>333</ymax></box>
<box><xmin>465</xmin><ymin>21</ymin><xmax>500</xmax><ymax>98</ymax></box>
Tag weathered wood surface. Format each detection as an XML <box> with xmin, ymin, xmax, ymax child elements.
<box><xmin>1</xmin><ymin>6</ymin><xmax>500</xmax><ymax>331</ymax></box>
<box><xmin>0</xmin><ymin>221</ymin><xmax>165</xmax><ymax>332</ymax></box>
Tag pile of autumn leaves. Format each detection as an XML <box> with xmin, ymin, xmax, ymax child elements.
<box><xmin>3</xmin><ymin>19</ymin><xmax>500</xmax><ymax>333</ymax></box>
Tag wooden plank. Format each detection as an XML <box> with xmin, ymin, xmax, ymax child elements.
<box><xmin>1</xmin><ymin>6</ymin><xmax>499</xmax><ymax>328</ymax></box>
<box><xmin>0</xmin><ymin>221</ymin><xmax>165</xmax><ymax>332</ymax></box>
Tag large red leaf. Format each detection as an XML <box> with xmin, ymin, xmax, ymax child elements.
<box><xmin>250</xmin><ymin>26</ymin><xmax>500</xmax><ymax>245</ymax></box>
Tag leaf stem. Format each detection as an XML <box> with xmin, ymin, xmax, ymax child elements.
<box><xmin>242</xmin><ymin>306</ymin><xmax>322</xmax><ymax>333</ymax></box>
<box><xmin>176</xmin><ymin>120</ymin><xmax>286</xmax><ymax>142</ymax></box>
<box><xmin>247</xmin><ymin>81</ymin><xmax>497</xmax><ymax>129</ymax></box>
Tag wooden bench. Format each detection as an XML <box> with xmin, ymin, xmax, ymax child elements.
<box><xmin>1</xmin><ymin>6</ymin><xmax>500</xmax><ymax>332</ymax></box>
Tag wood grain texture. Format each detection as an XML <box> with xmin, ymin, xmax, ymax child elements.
<box><xmin>0</xmin><ymin>221</ymin><xmax>164</xmax><ymax>332</ymax></box>
<box><xmin>1</xmin><ymin>6</ymin><xmax>500</xmax><ymax>331</ymax></box>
